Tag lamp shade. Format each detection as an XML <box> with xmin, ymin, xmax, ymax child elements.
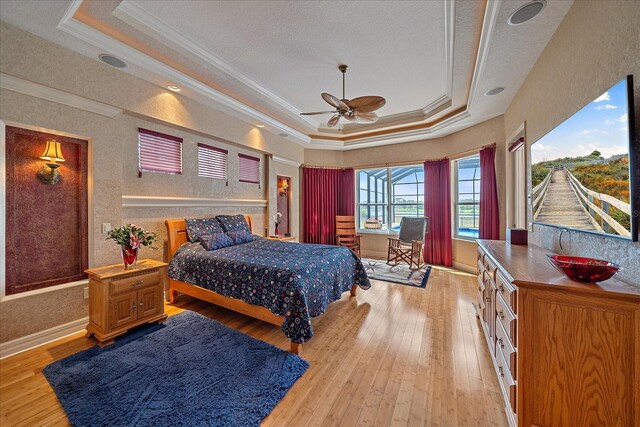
<box><xmin>40</xmin><ymin>141</ymin><xmax>65</xmax><ymax>163</ymax></box>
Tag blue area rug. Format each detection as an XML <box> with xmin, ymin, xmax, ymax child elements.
<box><xmin>44</xmin><ymin>311</ymin><xmax>309</xmax><ymax>427</ymax></box>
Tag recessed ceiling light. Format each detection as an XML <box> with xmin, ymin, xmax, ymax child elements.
<box><xmin>255</xmin><ymin>124</ymin><xmax>265</xmax><ymax>128</ymax></box>
<box><xmin>278</xmin><ymin>133</ymin><xmax>289</xmax><ymax>138</ymax></box>
<box><xmin>508</xmin><ymin>0</ymin><xmax>546</xmax><ymax>26</ymax></box>
<box><xmin>485</xmin><ymin>87</ymin><xmax>505</xmax><ymax>96</ymax></box>
<box><xmin>167</xmin><ymin>85</ymin><xmax>181</xmax><ymax>92</ymax></box>
<box><xmin>98</xmin><ymin>54</ymin><xmax>127</xmax><ymax>69</ymax></box>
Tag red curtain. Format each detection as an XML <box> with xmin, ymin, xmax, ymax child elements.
<box><xmin>302</xmin><ymin>167</ymin><xmax>355</xmax><ymax>244</ymax></box>
<box><xmin>479</xmin><ymin>144</ymin><xmax>500</xmax><ymax>240</ymax></box>
<box><xmin>424</xmin><ymin>159</ymin><xmax>453</xmax><ymax>266</ymax></box>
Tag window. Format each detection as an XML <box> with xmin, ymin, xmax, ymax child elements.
<box><xmin>454</xmin><ymin>154</ymin><xmax>481</xmax><ymax>238</ymax></box>
<box><xmin>238</xmin><ymin>154</ymin><xmax>260</xmax><ymax>184</ymax></box>
<box><xmin>138</xmin><ymin>128</ymin><xmax>182</xmax><ymax>175</ymax></box>
<box><xmin>356</xmin><ymin>165</ymin><xmax>424</xmax><ymax>231</ymax></box>
<box><xmin>198</xmin><ymin>144</ymin><xmax>227</xmax><ymax>180</ymax></box>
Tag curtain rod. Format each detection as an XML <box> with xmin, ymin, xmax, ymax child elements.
<box><xmin>301</xmin><ymin>164</ymin><xmax>346</xmax><ymax>170</ymax></box>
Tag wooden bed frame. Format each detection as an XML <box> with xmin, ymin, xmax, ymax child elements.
<box><xmin>165</xmin><ymin>215</ymin><xmax>357</xmax><ymax>354</ymax></box>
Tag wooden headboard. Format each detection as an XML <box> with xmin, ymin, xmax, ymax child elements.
<box><xmin>165</xmin><ymin>215</ymin><xmax>253</xmax><ymax>260</ymax></box>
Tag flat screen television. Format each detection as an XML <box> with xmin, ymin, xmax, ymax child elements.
<box><xmin>530</xmin><ymin>75</ymin><xmax>638</xmax><ymax>241</ymax></box>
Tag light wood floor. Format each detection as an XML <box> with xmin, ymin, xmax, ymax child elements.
<box><xmin>0</xmin><ymin>267</ymin><xmax>508</xmax><ymax>427</ymax></box>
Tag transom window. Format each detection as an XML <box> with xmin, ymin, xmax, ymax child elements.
<box><xmin>356</xmin><ymin>165</ymin><xmax>424</xmax><ymax>231</ymax></box>
<box><xmin>453</xmin><ymin>154</ymin><xmax>481</xmax><ymax>239</ymax></box>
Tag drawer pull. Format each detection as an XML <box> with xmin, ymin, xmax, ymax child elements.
<box><xmin>133</xmin><ymin>279</ymin><xmax>144</xmax><ymax>287</ymax></box>
<box><xmin>498</xmin><ymin>366</ymin><xmax>504</xmax><ymax>377</ymax></box>
<box><xmin>132</xmin><ymin>302</ymin><xmax>136</xmax><ymax>311</ymax></box>
<box><xmin>485</xmin><ymin>296</ymin><xmax>492</xmax><ymax>302</ymax></box>
<box><xmin>139</xmin><ymin>301</ymin><xmax>143</xmax><ymax>308</ymax></box>
<box><xmin>498</xmin><ymin>285</ymin><xmax>505</xmax><ymax>293</ymax></box>
<box><xmin>498</xmin><ymin>310</ymin><xmax>505</xmax><ymax>320</ymax></box>
<box><xmin>498</xmin><ymin>338</ymin><xmax>505</xmax><ymax>349</ymax></box>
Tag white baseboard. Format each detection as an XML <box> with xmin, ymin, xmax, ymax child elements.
<box><xmin>453</xmin><ymin>262</ymin><xmax>477</xmax><ymax>275</ymax></box>
<box><xmin>0</xmin><ymin>317</ymin><xmax>88</xmax><ymax>360</ymax></box>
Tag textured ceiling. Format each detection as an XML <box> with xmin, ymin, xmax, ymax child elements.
<box><xmin>0</xmin><ymin>0</ymin><xmax>574</xmax><ymax>149</ymax></box>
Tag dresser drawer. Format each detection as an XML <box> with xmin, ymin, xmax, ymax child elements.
<box><xmin>495</xmin><ymin>343</ymin><xmax>517</xmax><ymax>415</ymax></box>
<box><xmin>496</xmin><ymin>318</ymin><xmax>516</xmax><ymax>378</ymax></box>
<box><xmin>477</xmin><ymin>271</ymin><xmax>486</xmax><ymax>292</ymax></box>
<box><xmin>496</xmin><ymin>291</ymin><xmax>517</xmax><ymax>347</ymax></box>
<box><xmin>110</xmin><ymin>271</ymin><xmax>161</xmax><ymax>295</ymax></box>
<box><xmin>483</xmin><ymin>256</ymin><xmax>497</xmax><ymax>277</ymax></box>
<box><xmin>496</xmin><ymin>270</ymin><xmax>517</xmax><ymax>314</ymax></box>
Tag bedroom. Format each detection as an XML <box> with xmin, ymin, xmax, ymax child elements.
<box><xmin>1</xmin><ymin>0</ymin><xmax>639</xmax><ymax>426</ymax></box>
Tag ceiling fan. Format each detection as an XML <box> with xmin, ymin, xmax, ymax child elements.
<box><xmin>301</xmin><ymin>64</ymin><xmax>386</xmax><ymax>128</ymax></box>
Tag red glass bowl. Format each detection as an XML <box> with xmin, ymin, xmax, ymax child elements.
<box><xmin>546</xmin><ymin>255</ymin><xmax>621</xmax><ymax>283</ymax></box>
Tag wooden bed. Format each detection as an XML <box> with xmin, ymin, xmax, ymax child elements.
<box><xmin>165</xmin><ymin>215</ymin><xmax>357</xmax><ymax>354</ymax></box>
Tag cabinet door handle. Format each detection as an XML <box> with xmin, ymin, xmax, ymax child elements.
<box><xmin>132</xmin><ymin>302</ymin><xmax>136</xmax><ymax>311</ymax></box>
<box><xmin>139</xmin><ymin>301</ymin><xmax>144</xmax><ymax>308</ymax></box>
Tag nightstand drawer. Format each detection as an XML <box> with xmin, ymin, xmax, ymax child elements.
<box><xmin>110</xmin><ymin>271</ymin><xmax>161</xmax><ymax>295</ymax></box>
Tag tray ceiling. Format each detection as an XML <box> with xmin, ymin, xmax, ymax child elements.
<box><xmin>0</xmin><ymin>0</ymin><xmax>573</xmax><ymax>149</ymax></box>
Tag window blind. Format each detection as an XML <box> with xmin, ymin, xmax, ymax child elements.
<box><xmin>238</xmin><ymin>153</ymin><xmax>260</xmax><ymax>184</ymax></box>
<box><xmin>138</xmin><ymin>128</ymin><xmax>182</xmax><ymax>174</ymax></box>
<box><xmin>198</xmin><ymin>144</ymin><xmax>227</xmax><ymax>180</ymax></box>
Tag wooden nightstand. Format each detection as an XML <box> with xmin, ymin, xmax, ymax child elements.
<box><xmin>85</xmin><ymin>259</ymin><xmax>168</xmax><ymax>345</ymax></box>
<box><xmin>267</xmin><ymin>235</ymin><xmax>297</xmax><ymax>242</ymax></box>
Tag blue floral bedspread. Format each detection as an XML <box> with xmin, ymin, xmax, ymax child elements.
<box><xmin>168</xmin><ymin>238</ymin><xmax>371</xmax><ymax>343</ymax></box>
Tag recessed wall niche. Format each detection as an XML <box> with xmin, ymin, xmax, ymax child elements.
<box><xmin>5</xmin><ymin>126</ymin><xmax>88</xmax><ymax>295</ymax></box>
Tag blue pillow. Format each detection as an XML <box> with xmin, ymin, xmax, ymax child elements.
<box><xmin>226</xmin><ymin>230</ymin><xmax>255</xmax><ymax>245</ymax></box>
<box><xmin>215</xmin><ymin>214</ymin><xmax>250</xmax><ymax>233</ymax></box>
<box><xmin>199</xmin><ymin>232</ymin><xmax>234</xmax><ymax>251</ymax></box>
<box><xmin>185</xmin><ymin>218</ymin><xmax>224</xmax><ymax>242</ymax></box>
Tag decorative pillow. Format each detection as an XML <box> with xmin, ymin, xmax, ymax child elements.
<box><xmin>199</xmin><ymin>232</ymin><xmax>234</xmax><ymax>251</ymax></box>
<box><xmin>185</xmin><ymin>218</ymin><xmax>224</xmax><ymax>242</ymax></box>
<box><xmin>226</xmin><ymin>230</ymin><xmax>255</xmax><ymax>245</ymax></box>
<box><xmin>215</xmin><ymin>214</ymin><xmax>250</xmax><ymax>233</ymax></box>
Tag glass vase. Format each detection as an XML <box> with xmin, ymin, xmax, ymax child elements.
<box><xmin>121</xmin><ymin>245</ymin><xmax>138</xmax><ymax>269</ymax></box>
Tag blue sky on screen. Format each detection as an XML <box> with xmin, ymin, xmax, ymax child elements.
<box><xmin>531</xmin><ymin>79</ymin><xmax>630</xmax><ymax>164</ymax></box>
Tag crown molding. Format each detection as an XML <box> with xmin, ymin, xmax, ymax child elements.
<box><xmin>271</xmin><ymin>156</ymin><xmax>302</xmax><ymax>168</ymax></box>
<box><xmin>114</xmin><ymin>1</ymin><xmax>318</xmax><ymax>129</ymax></box>
<box><xmin>122</xmin><ymin>195</ymin><xmax>267</xmax><ymax>208</ymax></box>
<box><xmin>467</xmin><ymin>0</ymin><xmax>501</xmax><ymax>110</ymax></box>
<box><xmin>57</xmin><ymin>0</ymin><xmax>312</xmax><ymax>145</ymax></box>
<box><xmin>64</xmin><ymin>0</ymin><xmax>459</xmax><ymax>138</ymax></box>
<box><xmin>0</xmin><ymin>73</ymin><xmax>122</xmax><ymax>117</ymax></box>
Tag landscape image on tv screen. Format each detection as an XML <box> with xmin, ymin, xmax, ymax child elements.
<box><xmin>531</xmin><ymin>78</ymin><xmax>632</xmax><ymax>238</ymax></box>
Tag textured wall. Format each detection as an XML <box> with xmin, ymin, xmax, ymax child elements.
<box><xmin>504</xmin><ymin>0</ymin><xmax>640</xmax><ymax>287</ymax></box>
<box><xmin>0</xmin><ymin>23</ymin><xmax>303</xmax><ymax>342</ymax></box>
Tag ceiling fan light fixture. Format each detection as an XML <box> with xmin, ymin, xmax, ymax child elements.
<box><xmin>167</xmin><ymin>85</ymin><xmax>181</xmax><ymax>92</ymax></box>
<box><xmin>508</xmin><ymin>0</ymin><xmax>546</xmax><ymax>26</ymax></box>
<box><xmin>255</xmin><ymin>124</ymin><xmax>265</xmax><ymax>128</ymax></box>
<box><xmin>301</xmin><ymin>65</ymin><xmax>386</xmax><ymax>128</ymax></box>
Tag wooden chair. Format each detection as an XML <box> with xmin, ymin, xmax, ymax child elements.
<box><xmin>335</xmin><ymin>215</ymin><xmax>361</xmax><ymax>257</ymax></box>
<box><xmin>387</xmin><ymin>217</ymin><xmax>428</xmax><ymax>270</ymax></box>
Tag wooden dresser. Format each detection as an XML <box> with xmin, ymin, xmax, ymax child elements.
<box><xmin>475</xmin><ymin>240</ymin><xmax>639</xmax><ymax>427</ymax></box>
<box><xmin>85</xmin><ymin>259</ymin><xmax>168</xmax><ymax>345</ymax></box>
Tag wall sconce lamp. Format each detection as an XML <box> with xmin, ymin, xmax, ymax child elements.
<box><xmin>280</xmin><ymin>178</ymin><xmax>289</xmax><ymax>197</ymax></box>
<box><xmin>37</xmin><ymin>140</ymin><xmax>65</xmax><ymax>185</ymax></box>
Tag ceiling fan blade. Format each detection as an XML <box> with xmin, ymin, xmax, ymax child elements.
<box><xmin>322</xmin><ymin>93</ymin><xmax>349</xmax><ymax>111</ymax></box>
<box><xmin>300</xmin><ymin>111</ymin><xmax>337</xmax><ymax>115</ymax></box>
<box><xmin>343</xmin><ymin>114</ymin><xmax>356</xmax><ymax>122</ymax></box>
<box><xmin>347</xmin><ymin>96</ymin><xmax>386</xmax><ymax>113</ymax></box>
<box><xmin>352</xmin><ymin>111</ymin><xmax>379</xmax><ymax>124</ymax></box>
<box><xmin>327</xmin><ymin>114</ymin><xmax>341</xmax><ymax>127</ymax></box>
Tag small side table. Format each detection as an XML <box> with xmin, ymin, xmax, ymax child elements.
<box><xmin>267</xmin><ymin>235</ymin><xmax>297</xmax><ymax>242</ymax></box>
<box><xmin>85</xmin><ymin>259</ymin><xmax>168</xmax><ymax>346</ymax></box>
